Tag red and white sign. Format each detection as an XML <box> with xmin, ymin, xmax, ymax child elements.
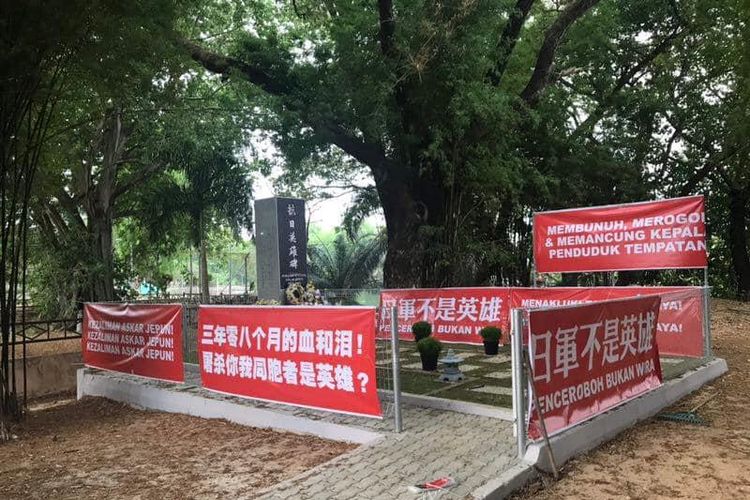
<box><xmin>534</xmin><ymin>196</ymin><xmax>707</xmax><ymax>273</ymax></box>
<box><xmin>83</xmin><ymin>303</ymin><xmax>184</xmax><ymax>383</ymax></box>
<box><xmin>198</xmin><ymin>306</ymin><xmax>382</xmax><ymax>418</ymax></box>
<box><xmin>378</xmin><ymin>288</ymin><xmax>511</xmax><ymax>344</ymax></box>
<box><xmin>511</xmin><ymin>287</ymin><xmax>704</xmax><ymax>358</ymax></box>
<box><xmin>527</xmin><ymin>295</ymin><xmax>663</xmax><ymax>440</ymax></box>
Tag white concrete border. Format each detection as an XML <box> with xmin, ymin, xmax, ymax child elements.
<box><xmin>386</xmin><ymin>390</ymin><xmax>514</xmax><ymax>421</ymax></box>
<box><xmin>471</xmin><ymin>463</ymin><xmax>538</xmax><ymax>500</ymax></box>
<box><xmin>524</xmin><ymin>358</ymin><xmax>728</xmax><ymax>471</ymax></box>
<box><xmin>77</xmin><ymin>368</ymin><xmax>382</xmax><ymax>445</ymax></box>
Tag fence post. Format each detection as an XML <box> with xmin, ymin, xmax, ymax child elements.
<box><xmin>511</xmin><ymin>308</ymin><xmax>526</xmax><ymax>460</ymax></box>
<box><xmin>228</xmin><ymin>258</ymin><xmax>232</xmax><ymax>297</ymax></box>
<box><xmin>703</xmin><ymin>268</ymin><xmax>712</xmax><ymax>359</ymax></box>
<box><xmin>390</xmin><ymin>306</ymin><xmax>403</xmax><ymax>433</ymax></box>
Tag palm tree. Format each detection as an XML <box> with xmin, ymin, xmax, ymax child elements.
<box><xmin>308</xmin><ymin>230</ymin><xmax>386</xmax><ymax>303</ymax></box>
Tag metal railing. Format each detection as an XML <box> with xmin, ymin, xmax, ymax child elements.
<box><xmin>14</xmin><ymin>316</ymin><xmax>82</xmax><ymax>344</ymax></box>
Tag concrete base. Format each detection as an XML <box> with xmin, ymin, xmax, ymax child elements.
<box><xmin>471</xmin><ymin>463</ymin><xmax>537</xmax><ymax>500</ymax></box>
<box><xmin>525</xmin><ymin>358</ymin><xmax>728</xmax><ymax>472</ymax></box>
<box><xmin>77</xmin><ymin>368</ymin><xmax>382</xmax><ymax>445</ymax></box>
<box><xmin>15</xmin><ymin>352</ymin><xmax>81</xmax><ymax>398</ymax></box>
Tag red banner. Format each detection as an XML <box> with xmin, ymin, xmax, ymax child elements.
<box><xmin>510</xmin><ymin>287</ymin><xmax>704</xmax><ymax>358</ymax></box>
<box><xmin>534</xmin><ymin>196</ymin><xmax>707</xmax><ymax>273</ymax></box>
<box><xmin>378</xmin><ymin>288</ymin><xmax>511</xmax><ymax>344</ymax></box>
<box><xmin>527</xmin><ymin>296</ymin><xmax>663</xmax><ymax>440</ymax></box>
<box><xmin>83</xmin><ymin>303</ymin><xmax>184</xmax><ymax>383</ymax></box>
<box><xmin>198</xmin><ymin>306</ymin><xmax>382</xmax><ymax>418</ymax></box>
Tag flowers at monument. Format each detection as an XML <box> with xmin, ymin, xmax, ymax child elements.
<box><xmin>285</xmin><ymin>282</ymin><xmax>324</xmax><ymax>305</ymax></box>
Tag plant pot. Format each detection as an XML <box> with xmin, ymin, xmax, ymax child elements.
<box><xmin>483</xmin><ymin>340</ymin><xmax>499</xmax><ymax>355</ymax></box>
<box><xmin>420</xmin><ymin>352</ymin><xmax>439</xmax><ymax>371</ymax></box>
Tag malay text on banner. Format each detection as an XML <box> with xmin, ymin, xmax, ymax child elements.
<box><xmin>83</xmin><ymin>303</ymin><xmax>184</xmax><ymax>383</ymax></box>
<box><xmin>526</xmin><ymin>295</ymin><xmax>663</xmax><ymax>439</ymax></box>
<box><xmin>510</xmin><ymin>287</ymin><xmax>704</xmax><ymax>358</ymax></box>
<box><xmin>534</xmin><ymin>196</ymin><xmax>707</xmax><ymax>273</ymax></box>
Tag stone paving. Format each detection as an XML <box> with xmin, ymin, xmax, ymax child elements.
<box><xmin>258</xmin><ymin>406</ymin><xmax>518</xmax><ymax>500</ymax></box>
<box><xmin>89</xmin><ymin>369</ymin><xmax>520</xmax><ymax>500</ymax></box>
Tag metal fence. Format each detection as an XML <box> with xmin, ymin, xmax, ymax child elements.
<box><xmin>183</xmin><ymin>303</ymin><xmax>199</xmax><ymax>364</ymax></box>
<box><xmin>13</xmin><ymin>316</ymin><xmax>82</xmax><ymax>344</ymax></box>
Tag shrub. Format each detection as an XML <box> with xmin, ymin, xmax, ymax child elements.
<box><xmin>417</xmin><ymin>336</ymin><xmax>442</xmax><ymax>357</ymax></box>
<box><xmin>479</xmin><ymin>326</ymin><xmax>502</xmax><ymax>342</ymax></box>
<box><xmin>411</xmin><ymin>321</ymin><xmax>432</xmax><ymax>341</ymax></box>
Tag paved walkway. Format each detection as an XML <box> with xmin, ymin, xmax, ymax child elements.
<box><xmin>258</xmin><ymin>405</ymin><xmax>518</xmax><ymax>499</ymax></box>
<box><xmin>83</xmin><ymin>368</ymin><xmax>522</xmax><ymax>499</ymax></box>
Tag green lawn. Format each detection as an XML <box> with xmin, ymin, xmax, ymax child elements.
<box><xmin>394</xmin><ymin>341</ymin><xmax>515</xmax><ymax>408</ymax></box>
<box><xmin>390</xmin><ymin>341</ymin><xmax>708</xmax><ymax>409</ymax></box>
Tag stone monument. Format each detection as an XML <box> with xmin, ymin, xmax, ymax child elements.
<box><xmin>254</xmin><ymin>197</ymin><xmax>308</xmax><ymax>301</ymax></box>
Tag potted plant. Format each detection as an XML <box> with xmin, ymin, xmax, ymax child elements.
<box><xmin>479</xmin><ymin>326</ymin><xmax>502</xmax><ymax>355</ymax></box>
<box><xmin>417</xmin><ymin>337</ymin><xmax>442</xmax><ymax>371</ymax></box>
<box><xmin>411</xmin><ymin>321</ymin><xmax>432</xmax><ymax>342</ymax></box>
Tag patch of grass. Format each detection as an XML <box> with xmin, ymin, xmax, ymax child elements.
<box><xmin>438</xmin><ymin>385</ymin><xmax>513</xmax><ymax>407</ymax></box>
<box><xmin>473</xmin><ymin>374</ymin><xmax>513</xmax><ymax>388</ymax></box>
<box><xmin>389</xmin><ymin>341</ymin><xmax>515</xmax><ymax>407</ymax></box>
<box><xmin>399</xmin><ymin>371</ymin><xmax>447</xmax><ymax>394</ymax></box>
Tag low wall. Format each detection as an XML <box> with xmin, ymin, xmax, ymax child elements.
<box><xmin>525</xmin><ymin>357</ymin><xmax>728</xmax><ymax>472</ymax></box>
<box><xmin>14</xmin><ymin>351</ymin><xmax>81</xmax><ymax>398</ymax></box>
<box><xmin>77</xmin><ymin>368</ymin><xmax>383</xmax><ymax>445</ymax></box>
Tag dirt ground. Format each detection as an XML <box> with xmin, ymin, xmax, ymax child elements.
<box><xmin>0</xmin><ymin>397</ymin><xmax>354</xmax><ymax>499</ymax></box>
<box><xmin>518</xmin><ymin>299</ymin><xmax>750</xmax><ymax>500</ymax></box>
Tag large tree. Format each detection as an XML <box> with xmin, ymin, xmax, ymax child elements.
<box><xmin>27</xmin><ymin>0</ymin><xmax>192</xmax><ymax>302</ymax></box>
<box><xmin>175</xmin><ymin>0</ymin><xmax>691</xmax><ymax>287</ymax></box>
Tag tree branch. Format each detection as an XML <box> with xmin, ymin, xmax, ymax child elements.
<box><xmin>180</xmin><ymin>39</ymin><xmax>292</xmax><ymax>96</ymax></box>
<box><xmin>113</xmin><ymin>161</ymin><xmax>165</xmax><ymax>200</ymax></box>
<box><xmin>678</xmin><ymin>144</ymin><xmax>746</xmax><ymax>196</ymax></box>
<box><xmin>377</xmin><ymin>0</ymin><xmax>397</xmax><ymax>57</ymax></box>
<box><xmin>55</xmin><ymin>188</ymin><xmax>87</xmax><ymax>230</ymax></box>
<box><xmin>520</xmin><ymin>0</ymin><xmax>601</xmax><ymax>105</ymax></box>
<box><xmin>488</xmin><ymin>0</ymin><xmax>535</xmax><ymax>86</ymax></box>
<box><xmin>572</xmin><ymin>27</ymin><xmax>683</xmax><ymax>139</ymax></box>
<box><xmin>182</xmin><ymin>39</ymin><xmax>402</xmax><ymax>182</ymax></box>
<box><xmin>318</xmin><ymin>122</ymin><xmax>400</xmax><ymax>182</ymax></box>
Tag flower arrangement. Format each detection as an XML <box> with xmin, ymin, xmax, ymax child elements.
<box><xmin>285</xmin><ymin>282</ymin><xmax>324</xmax><ymax>305</ymax></box>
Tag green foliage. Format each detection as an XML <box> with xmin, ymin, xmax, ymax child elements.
<box><xmin>17</xmin><ymin>0</ymin><xmax>750</xmax><ymax>309</ymax></box>
<box><xmin>308</xmin><ymin>229</ymin><xmax>386</xmax><ymax>290</ymax></box>
<box><xmin>411</xmin><ymin>321</ymin><xmax>432</xmax><ymax>342</ymax></box>
<box><xmin>28</xmin><ymin>233</ymin><xmax>94</xmax><ymax>319</ymax></box>
<box><xmin>479</xmin><ymin>326</ymin><xmax>501</xmax><ymax>343</ymax></box>
<box><xmin>416</xmin><ymin>336</ymin><xmax>443</xmax><ymax>358</ymax></box>
<box><xmin>176</xmin><ymin>0</ymin><xmax>685</xmax><ymax>287</ymax></box>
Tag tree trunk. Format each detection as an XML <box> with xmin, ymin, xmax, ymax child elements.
<box><xmin>377</xmin><ymin>166</ymin><xmax>450</xmax><ymax>288</ymax></box>
<box><xmin>199</xmin><ymin>237</ymin><xmax>210</xmax><ymax>303</ymax></box>
<box><xmin>728</xmin><ymin>186</ymin><xmax>750</xmax><ymax>300</ymax></box>
<box><xmin>616</xmin><ymin>270</ymin><xmax>642</xmax><ymax>286</ymax></box>
<box><xmin>90</xmin><ymin>209</ymin><xmax>115</xmax><ymax>301</ymax></box>
<box><xmin>380</xmin><ymin>204</ymin><xmax>423</xmax><ymax>287</ymax></box>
